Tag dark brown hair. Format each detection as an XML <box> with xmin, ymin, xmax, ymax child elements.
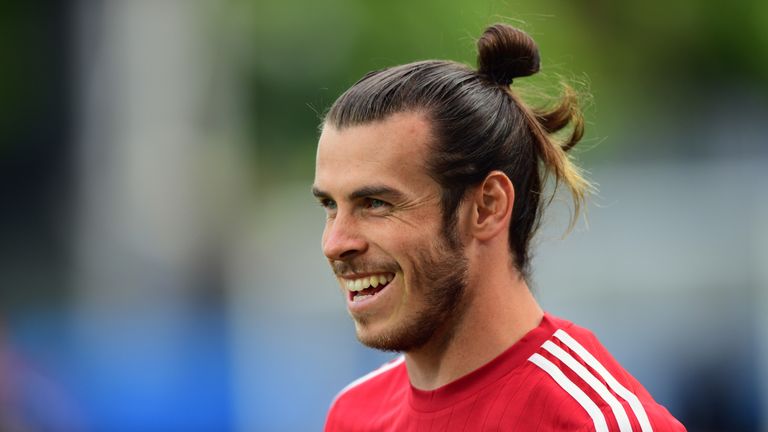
<box><xmin>324</xmin><ymin>23</ymin><xmax>591</xmax><ymax>279</ymax></box>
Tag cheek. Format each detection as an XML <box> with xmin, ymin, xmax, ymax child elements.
<box><xmin>381</xmin><ymin>237</ymin><xmax>414</xmax><ymax>267</ymax></box>
<box><xmin>391</xmin><ymin>238</ymin><xmax>426</xmax><ymax>273</ymax></box>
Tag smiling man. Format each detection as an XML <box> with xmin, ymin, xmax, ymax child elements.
<box><xmin>313</xmin><ymin>24</ymin><xmax>686</xmax><ymax>431</ymax></box>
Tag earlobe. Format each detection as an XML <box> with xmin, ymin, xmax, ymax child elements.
<box><xmin>472</xmin><ymin>171</ymin><xmax>514</xmax><ymax>240</ymax></box>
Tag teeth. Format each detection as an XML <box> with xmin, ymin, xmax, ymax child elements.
<box><xmin>343</xmin><ymin>273</ymin><xmax>395</xmax><ymax>292</ymax></box>
<box><xmin>353</xmin><ymin>294</ymin><xmax>372</xmax><ymax>302</ymax></box>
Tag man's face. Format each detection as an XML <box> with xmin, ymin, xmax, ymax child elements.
<box><xmin>313</xmin><ymin>112</ymin><xmax>469</xmax><ymax>352</ymax></box>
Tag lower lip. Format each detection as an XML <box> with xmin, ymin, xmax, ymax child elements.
<box><xmin>346</xmin><ymin>278</ymin><xmax>395</xmax><ymax>312</ymax></box>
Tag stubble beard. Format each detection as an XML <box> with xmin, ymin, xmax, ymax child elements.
<box><xmin>354</xmin><ymin>234</ymin><xmax>470</xmax><ymax>353</ymax></box>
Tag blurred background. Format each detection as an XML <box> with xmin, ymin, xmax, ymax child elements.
<box><xmin>2</xmin><ymin>0</ymin><xmax>766</xmax><ymax>430</ymax></box>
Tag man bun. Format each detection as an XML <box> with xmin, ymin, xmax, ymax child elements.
<box><xmin>477</xmin><ymin>24</ymin><xmax>540</xmax><ymax>86</ymax></box>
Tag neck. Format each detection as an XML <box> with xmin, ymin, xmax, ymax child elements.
<box><xmin>404</xmin><ymin>253</ymin><xmax>543</xmax><ymax>391</ymax></box>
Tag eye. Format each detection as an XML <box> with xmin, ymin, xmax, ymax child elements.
<box><xmin>366</xmin><ymin>198</ymin><xmax>389</xmax><ymax>210</ymax></box>
<box><xmin>319</xmin><ymin>199</ymin><xmax>337</xmax><ymax>211</ymax></box>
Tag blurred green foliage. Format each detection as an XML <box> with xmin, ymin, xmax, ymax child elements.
<box><xmin>3</xmin><ymin>2</ymin><xmax>765</xmax><ymax>184</ymax></box>
<box><xmin>232</xmin><ymin>0</ymin><xmax>767</xmax><ymax>185</ymax></box>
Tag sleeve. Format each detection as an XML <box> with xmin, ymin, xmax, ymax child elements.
<box><xmin>572</xmin><ymin>403</ymin><xmax>687</xmax><ymax>432</ymax></box>
<box><xmin>645</xmin><ymin>403</ymin><xmax>687</xmax><ymax>432</ymax></box>
<box><xmin>323</xmin><ymin>397</ymin><xmax>341</xmax><ymax>432</ymax></box>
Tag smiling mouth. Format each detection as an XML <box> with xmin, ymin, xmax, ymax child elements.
<box><xmin>343</xmin><ymin>273</ymin><xmax>395</xmax><ymax>302</ymax></box>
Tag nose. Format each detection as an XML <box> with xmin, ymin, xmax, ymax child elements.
<box><xmin>322</xmin><ymin>214</ymin><xmax>368</xmax><ymax>261</ymax></box>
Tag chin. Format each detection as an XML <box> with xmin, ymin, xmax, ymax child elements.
<box><xmin>353</xmin><ymin>320</ymin><xmax>395</xmax><ymax>351</ymax></box>
<box><xmin>354</xmin><ymin>318</ymin><xmax>435</xmax><ymax>353</ymax></box>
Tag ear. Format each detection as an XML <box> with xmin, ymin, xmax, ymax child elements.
<box><xmin>469</xmin><ymin>171</ymin><xmax>514</xmax><ymax>241</ymax></box>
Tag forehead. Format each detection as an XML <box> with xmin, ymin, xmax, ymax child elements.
<box><xmin>314</xmin><ymin>112</ymin><xmax>436</xmax><ymax>195</ymax></box>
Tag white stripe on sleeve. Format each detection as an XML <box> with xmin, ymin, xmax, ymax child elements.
<box><xmin>542</xmin><ymin>340</ymin><xmax>633</xmax><ymax>432</ymax></box>
<box><xmin>554</xmin><ymin>330</ymin><xmax>653</xmax><ymax>432</ymax></box>
<box><xmin>529</xmin><ymin>353</ymin><xmax>609</xmax><ymax>432</ymax></box>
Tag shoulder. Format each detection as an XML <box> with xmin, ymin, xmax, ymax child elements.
<box><xmin>526</xmin><ymin>316</ymin><xmax>686</xmax><ymax>431</ymax></box>
<box><xmin>331</xmin><ymin>355</ymin><xmax>406</xmax><ymax>404</ymax></box>
<box><xmin>569</xmin><ymin>404</ymin><xmax>687</xmax><ymax>432</ymax></box>
<box><xmin>324</xmin><ymin>356</ymin><xmax>407</xmax><ymax>431</ymax></box>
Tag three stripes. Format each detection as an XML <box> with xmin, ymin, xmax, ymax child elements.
<box><xmin>528</xmin><ymin>329</ymin><xmax>652</xmax><ymax>432</ymax></box>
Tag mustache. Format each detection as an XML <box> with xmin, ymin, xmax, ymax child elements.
<box><xmin>332</xmin><ymin>260</ymin><xmax>400</xmax><ymax>276</ymax></box>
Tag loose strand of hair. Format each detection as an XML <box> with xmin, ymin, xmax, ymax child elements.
<box><xmin>509</xmin><ymin>89</ymin><xmax>594</xmax><ymax>234</ymax></box>
<box><xmin>534</xmin><ymin>84</ymin><xmax>583</xmax><ymax>151</ymax></box>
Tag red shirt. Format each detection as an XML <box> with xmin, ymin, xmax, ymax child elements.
<box><xmin>325</xmin><ymin>314</ymin><xmax>686</xmax><ymax>431</ymax></box>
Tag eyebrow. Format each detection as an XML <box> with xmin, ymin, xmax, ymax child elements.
<box><xmin>311</xmin><ymin>186</ymin><xmax>329</xmax><ymax>199</ymax></box>
<box><xmin>311</xmin><ymin>185</ymin><xmax>406</xmax><ymax>202</ymax></box>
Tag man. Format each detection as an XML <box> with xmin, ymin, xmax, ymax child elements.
<box><xmin>313</xmin><ymin>23</ymin><xmax>686</xmax><ymax>431</ymax></box>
